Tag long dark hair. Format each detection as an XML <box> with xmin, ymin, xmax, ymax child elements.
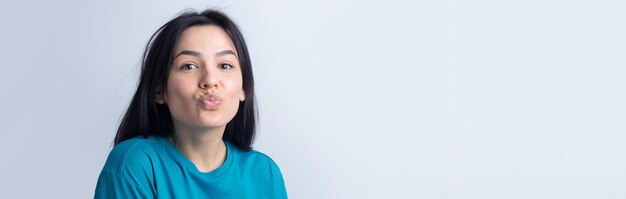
<box><xmin>114</xmin><ymin>9</ymin><xmax>257</xmax><ymax>150</ymax></box>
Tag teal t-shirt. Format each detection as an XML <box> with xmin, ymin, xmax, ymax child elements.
<box><xmin>95</xmin><ymin>135</ymin><xmax>287</xmax><ymax>198</ymax></box>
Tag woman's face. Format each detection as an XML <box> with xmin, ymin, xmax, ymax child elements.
<box><xmin>156</xmin><ymin>25</ymin><xmax>245</xmax><ymax>132</ymax></box>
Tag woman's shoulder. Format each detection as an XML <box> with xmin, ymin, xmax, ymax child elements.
<box><xmin>96</xmin><ymin>136</ymin><xmax>164</xmax><ymax>197</ymax></box>
<box><xmin>228</xmin><ymin>143</ymin><xmax>287</xmax><ymax>195</ymax></box>
<box><xmin>101</xmin><ymin>135</ymin><xmax>165</xmax><ymax>175</ymax></box>
<box><xmin>113</xmin><ymin>135</ymin><xmax>163</xmax><ymax>151</ymax></box>
<box><xmin>229</xmin><ymin>143</ymin><xmax>282</xmax><ymax>172</ymax></box>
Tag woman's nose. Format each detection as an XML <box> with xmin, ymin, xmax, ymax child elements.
<box><xmin>199</xmin><ymin>70</ymin><xmax>219</xmax><ymax>89</ymax></box>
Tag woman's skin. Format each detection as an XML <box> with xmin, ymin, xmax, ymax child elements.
<box><xmin>155</xmin><ymin>25</ymin><xmax>246</xmax><ymax>173</ymax></box>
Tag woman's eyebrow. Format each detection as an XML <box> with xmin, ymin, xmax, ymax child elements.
<box><xmin>215</xmin><ymin>49</ymin><xmax>236</xmax><ymax>57</ymax></box>
<box><xmin>174</xmin><ymin>49</ymin><xmax>236</xmax><ymax>58</ymax></box>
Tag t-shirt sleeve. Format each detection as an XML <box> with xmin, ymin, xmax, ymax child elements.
<box><xmin>94</xmin><ymin>172</ymin><xmax>151</xmax><ymax>199</ymax></box>
<box><xmin>269</xmin><ymin>161</ymin><xmax>288</xmax><ymax>199</ymax></box>
<box><xmin>255</xmin><ymin>152</ymin><xmax>288</xmax><ymax>199</ymax></box>
<box><xmin>94</xmin><ymin>139</ymin><xmax>156</xmax><ymax>199</ymax></box>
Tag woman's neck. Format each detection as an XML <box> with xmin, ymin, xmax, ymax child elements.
<box><xmin>169</xmin><ymin>125</ymin><xmax>227</xmax><ymax>173</ymax></box>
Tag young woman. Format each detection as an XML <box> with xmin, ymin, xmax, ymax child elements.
<box><xmin>95</xmin><ymin>9</ymin><xmax>287</xmax><ymax>198</ymax></box>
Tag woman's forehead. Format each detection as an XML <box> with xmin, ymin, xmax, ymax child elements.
<box><xmin>174</xmin><ymin>25</ymin><xmax>237</xmax><ymax>56</ymax></box>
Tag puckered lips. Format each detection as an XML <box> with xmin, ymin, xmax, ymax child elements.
<box><xmin>199</xmin><ymin>94</ymin><xmax>222</xmax><ymax>110</ymax></box>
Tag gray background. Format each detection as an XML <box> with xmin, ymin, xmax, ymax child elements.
<box><xmin>0</xmin><ymin>0</ymin><xmax>624</xmax><ymax>198</ymax></box>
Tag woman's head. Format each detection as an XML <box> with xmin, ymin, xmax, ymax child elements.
<box><xmin>115</xmin><ymin>9</ymin><xmax>257</xmax><ymax>150</ymax></box>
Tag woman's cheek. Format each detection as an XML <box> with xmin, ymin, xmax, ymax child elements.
<box><xmin>166</xmin><ymin>76</ymin><xmax>195</xmax><ymax>107</ymax></box>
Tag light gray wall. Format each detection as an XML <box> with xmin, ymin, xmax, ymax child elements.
<box><xmin>0</xmin><ymin>0</ymin><xmax>624</xmax><ymax>198</ymax></box>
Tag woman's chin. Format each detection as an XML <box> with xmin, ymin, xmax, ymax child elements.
<box><xmin>195</xmin><ymin>118</ymin><xmax>230</xmax><ymax>129</ymax></box>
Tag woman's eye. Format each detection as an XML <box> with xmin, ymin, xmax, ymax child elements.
<box><xmin>220</xmin><ymin>63</ymin><xmax>233</xmax><ymax>70</ymax></box>
<box><xmin>180</xmin><ymin>63</ymin><xmax>198</xmax><ymax>70</ymax></box>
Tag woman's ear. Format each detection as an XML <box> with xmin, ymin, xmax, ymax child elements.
<box><xmin>239</xmin><ymin>89</ymin><xmax>245</xmax><ymax>102</ymax></box>
<box><xmin>155</xmin><ymin>86</ymin><xmax>166</xmax><ymax>104</ymax></box>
